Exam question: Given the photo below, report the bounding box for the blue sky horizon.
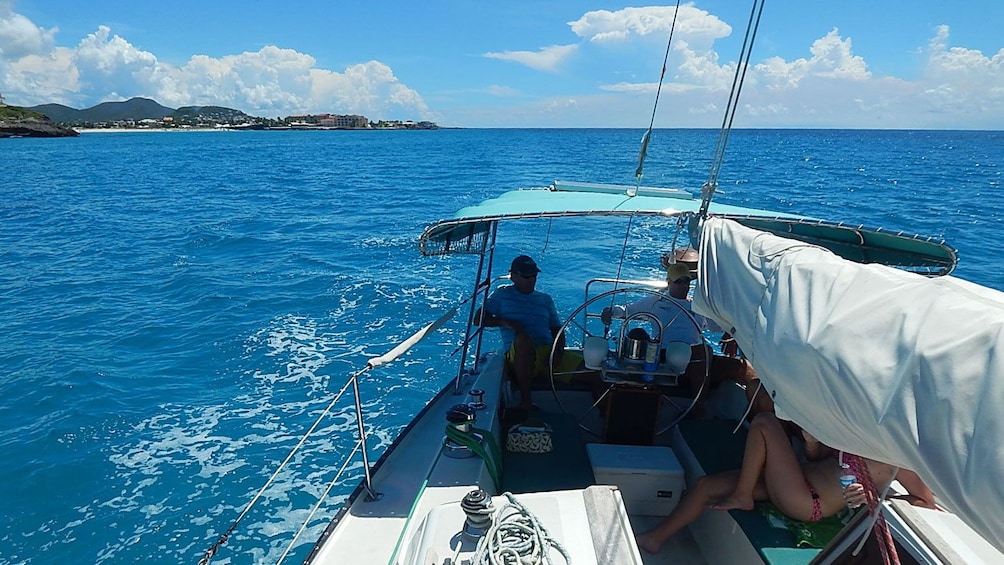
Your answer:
[2,1,1002,129]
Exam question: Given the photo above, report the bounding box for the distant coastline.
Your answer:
[74,125,455,133]
[75,127,218,133]
[15,97,443,132]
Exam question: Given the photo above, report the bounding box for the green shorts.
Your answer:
[506,344,584,383]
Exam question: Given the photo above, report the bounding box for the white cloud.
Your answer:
[601,81,697,95]
[3,47,80,103]
[76,25,157,74]
[2,4,1002,129]
[755,29,869,90]
[482,5,729,78]
[465,21,1004,129]
[483,44,578,72]
[569,4,731,49]
[0,9,430,120]
[926,25,1004,75]
[0,5,56,59]
[672,39,734,89]
[0,4,80,104]
[567,6,735,95]
[601,82,658,94]
[481,85,522,97]
[921,25,1004,116]
[732,25,1003,129]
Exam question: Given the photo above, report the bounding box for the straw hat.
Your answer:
[660,247,699,277]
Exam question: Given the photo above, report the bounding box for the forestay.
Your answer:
[693,217,1004,554]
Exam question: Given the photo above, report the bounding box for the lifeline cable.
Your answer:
[198,279,494,563]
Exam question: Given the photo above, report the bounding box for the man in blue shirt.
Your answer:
[478,255,577,410]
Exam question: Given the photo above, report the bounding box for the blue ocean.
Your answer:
[1,128,1001,564]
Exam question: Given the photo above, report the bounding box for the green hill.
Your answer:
[27,103,80,123]
[26,98,262,126]
[0,105,46,121]
[28,97,176,124]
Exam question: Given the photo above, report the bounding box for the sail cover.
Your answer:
[693,217,1004,553]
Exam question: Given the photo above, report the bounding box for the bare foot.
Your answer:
[707,494,754,511]
[635,532,662,554]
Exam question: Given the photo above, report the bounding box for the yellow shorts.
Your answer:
[506,344,584,383]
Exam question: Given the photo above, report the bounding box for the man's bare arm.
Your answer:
[475,307,521,333]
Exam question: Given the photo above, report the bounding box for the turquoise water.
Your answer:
[1,129,1001,564]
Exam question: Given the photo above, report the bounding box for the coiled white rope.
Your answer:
[472,492,570,565]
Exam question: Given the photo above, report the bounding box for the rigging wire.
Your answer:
[609,1,683,319]
[699,0,767,218]
[274,438,367,565]
[197,374,360,565]
[634,0,683,188]
[604,214,637,334]
[198,279,493,564]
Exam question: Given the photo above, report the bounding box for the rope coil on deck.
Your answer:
[472,492,570,565]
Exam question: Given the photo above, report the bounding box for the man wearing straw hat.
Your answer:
[602,249,757,412]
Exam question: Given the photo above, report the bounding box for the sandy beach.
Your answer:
[75,127,231,133]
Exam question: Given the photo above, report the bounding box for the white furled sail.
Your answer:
[693,217,1004,554]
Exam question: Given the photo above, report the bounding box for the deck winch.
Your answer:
[460,489,495,541]
[443,404,479,458]
[468,388,487,411]
[442,404,503,489]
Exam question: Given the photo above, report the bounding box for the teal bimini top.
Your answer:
[419,180,957,276]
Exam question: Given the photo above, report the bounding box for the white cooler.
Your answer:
[586,443,685,516]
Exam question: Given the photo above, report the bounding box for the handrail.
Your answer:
[197,374,360,565]
[198,278,496,564]
[275,436,367,564]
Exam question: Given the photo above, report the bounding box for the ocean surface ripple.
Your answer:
[0,128,1001,564]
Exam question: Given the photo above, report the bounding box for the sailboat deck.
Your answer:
[513,390,705,565]
[308,347,1003,565]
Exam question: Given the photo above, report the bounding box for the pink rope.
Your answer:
[844,453,899,565]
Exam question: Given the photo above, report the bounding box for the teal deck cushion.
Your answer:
[501,410,595,494]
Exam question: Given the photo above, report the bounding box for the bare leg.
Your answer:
[511,333,535,409]
[636,471,742,554]
[708,412,806,514]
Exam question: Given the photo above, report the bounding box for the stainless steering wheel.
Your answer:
[547,287,711,438]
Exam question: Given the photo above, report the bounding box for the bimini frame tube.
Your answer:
[455,221,499,393]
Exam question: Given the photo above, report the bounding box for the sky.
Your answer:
[1,0,1002,129]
